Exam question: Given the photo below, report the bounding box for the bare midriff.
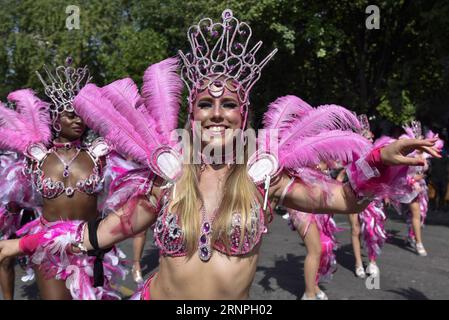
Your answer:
[42,194,99,222]
[150,243,261,299]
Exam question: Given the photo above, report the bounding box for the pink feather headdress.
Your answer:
[142,57,183,144]
[73,57,184,182]
[0,89,51,153]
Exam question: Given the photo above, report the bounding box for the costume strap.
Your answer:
[87,218,112,287]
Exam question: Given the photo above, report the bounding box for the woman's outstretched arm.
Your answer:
[270,138,441,215]
[0,194,159,262]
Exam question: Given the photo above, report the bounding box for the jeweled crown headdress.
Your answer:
[36,57,91,131]
[178,9,278,128]
[357,114,371,139]
[403,120,422,139]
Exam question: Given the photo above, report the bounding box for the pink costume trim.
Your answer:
[316,214,340,283]
[359,200,387,261]
[19,231,43,255]
[16,217,127,300]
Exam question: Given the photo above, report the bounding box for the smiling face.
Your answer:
[57,111,86,140]
[192,85,243,151]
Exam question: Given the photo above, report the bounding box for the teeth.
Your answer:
[208,126,226,132]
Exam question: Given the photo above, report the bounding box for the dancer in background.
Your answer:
[338,116,388,278]
[0,61,127,299]
[285,161,340,300]
[399,123,444,256]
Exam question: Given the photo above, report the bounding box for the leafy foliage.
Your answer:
[0,0,447,129]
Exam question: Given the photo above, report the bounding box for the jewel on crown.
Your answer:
[36,57,91,127]
[410,120,422,138]
[178,9,278,114]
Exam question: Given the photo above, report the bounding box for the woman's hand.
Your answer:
[0,239,22,263]
[380,138,441,166]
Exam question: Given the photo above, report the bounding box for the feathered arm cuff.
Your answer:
[346,147,417,203]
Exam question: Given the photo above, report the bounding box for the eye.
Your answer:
[198,101,212,108]
[222,101,237,109]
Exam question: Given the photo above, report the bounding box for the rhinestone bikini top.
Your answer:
[25,138,110,199]
[153,189,272,258]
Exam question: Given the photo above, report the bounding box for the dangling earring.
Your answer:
[52,116,62,139]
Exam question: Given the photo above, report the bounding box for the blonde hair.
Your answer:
[169,126,262,256]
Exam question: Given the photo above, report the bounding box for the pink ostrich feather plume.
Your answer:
[279,104,361,149]
[102,78,162,148]
[280,130,372,168]
[0,127,31,153]
[142,57,183,142]
[73,84,152,165]
[0,102,29,152]
[263,95,313,133]
[0,101,27,131]
[7,89,51,144]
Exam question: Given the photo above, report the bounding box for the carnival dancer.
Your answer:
[0,62,128,300]
[286,163,341,300]
[0,10,441,300]
[334,116,389,279]
[288,208,339,300]
[399,122,444,256]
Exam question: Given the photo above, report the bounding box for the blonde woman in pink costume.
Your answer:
[0,10,441,300]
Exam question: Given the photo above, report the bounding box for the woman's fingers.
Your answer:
[401,139,441,158]
[404,138,435,150]
[418,146,442,158]
[398,155,425,166]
